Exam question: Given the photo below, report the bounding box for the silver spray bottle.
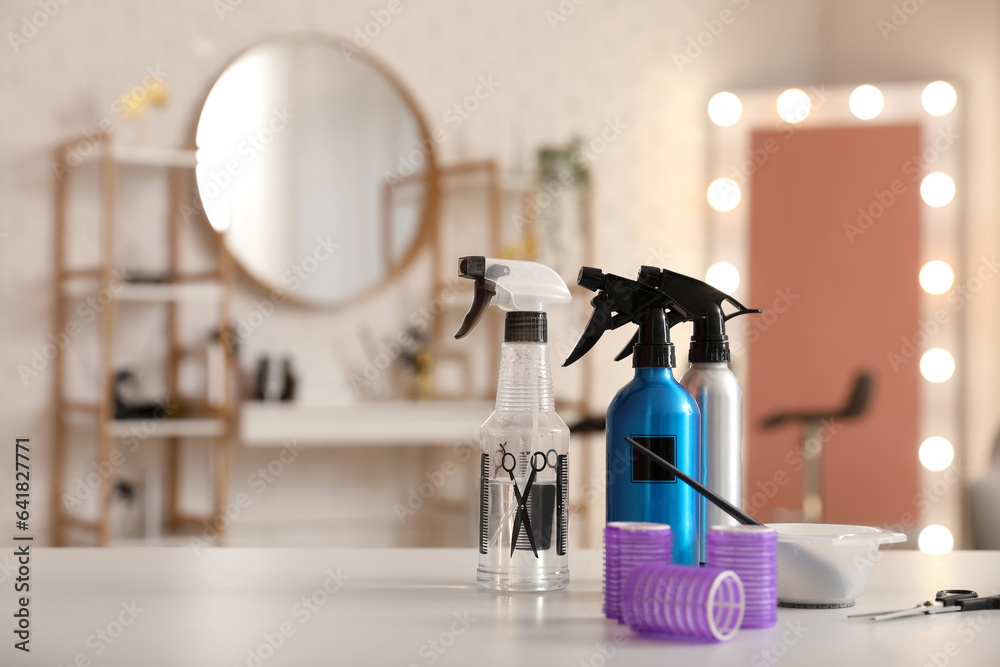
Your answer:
[680,304,749,560]
[633,268,759,562]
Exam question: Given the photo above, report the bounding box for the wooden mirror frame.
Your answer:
[189,32,441,310]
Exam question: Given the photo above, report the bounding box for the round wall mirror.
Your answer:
[195,34,438,306]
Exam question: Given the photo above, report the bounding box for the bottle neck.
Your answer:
[633,309,675,368]
[689,303,731,363]
[495,341,555,412]
[688,339,731,364]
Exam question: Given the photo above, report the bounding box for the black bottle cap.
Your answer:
[505,312,547,343]
[689,302,731,363]
[633,309,675,368]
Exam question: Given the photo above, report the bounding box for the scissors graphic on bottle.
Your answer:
[500,446,558,558]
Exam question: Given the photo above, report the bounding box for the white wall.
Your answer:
[1,0,997,546]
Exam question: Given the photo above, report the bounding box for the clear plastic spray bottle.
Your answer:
[455,256,572,592]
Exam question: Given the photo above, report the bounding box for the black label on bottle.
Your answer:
[479,453,489,555]
[556,454,568,556]
[630,435,676,483]
[514,484,555,552]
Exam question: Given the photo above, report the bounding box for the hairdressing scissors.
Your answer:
[502,448,557,558]
[848,590,1000,621]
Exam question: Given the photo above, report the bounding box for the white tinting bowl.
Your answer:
[768,523,907,608]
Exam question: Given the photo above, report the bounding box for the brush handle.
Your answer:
[625,437,762,527]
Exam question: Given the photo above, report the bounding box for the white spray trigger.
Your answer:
[454,256,571,339]
[485,258,572,312]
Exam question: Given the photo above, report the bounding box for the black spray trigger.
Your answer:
[635,265,761,363]
[724,307,762,321]
[455,278,496,339]
[564,268,692,368]
[455,256,507,339]
[639,265,757,318]
[563,293,616,366]
[614,332,639,362]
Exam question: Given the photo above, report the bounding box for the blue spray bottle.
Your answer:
[563,268,701,564]
[617,266,760,563]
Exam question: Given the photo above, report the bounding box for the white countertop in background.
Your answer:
[17,548,1000,666]
[239,401,495,446]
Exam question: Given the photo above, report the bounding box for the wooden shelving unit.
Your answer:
[52,132,235,546]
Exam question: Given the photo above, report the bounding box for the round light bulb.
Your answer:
[776,88,811,124]
[919,261,954,295]
[920,173,956,207]
[920,348,955,383]
[707,178,741,212]
[705,262,740,294]
[708,92,743,127]
[918,525,954,554]
[849,85,884,120]
[919,437,955,472]
[922,81,957,117]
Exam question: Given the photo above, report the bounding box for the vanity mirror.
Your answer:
[705,82,962,544]
[195,34,439,306]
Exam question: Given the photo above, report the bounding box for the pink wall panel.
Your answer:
[746,124,921,524]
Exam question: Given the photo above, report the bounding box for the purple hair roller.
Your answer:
[622,563,745,641]
[707,525,777,629]
[603,522,672,621]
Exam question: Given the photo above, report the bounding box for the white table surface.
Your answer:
[15,548,1000,666]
